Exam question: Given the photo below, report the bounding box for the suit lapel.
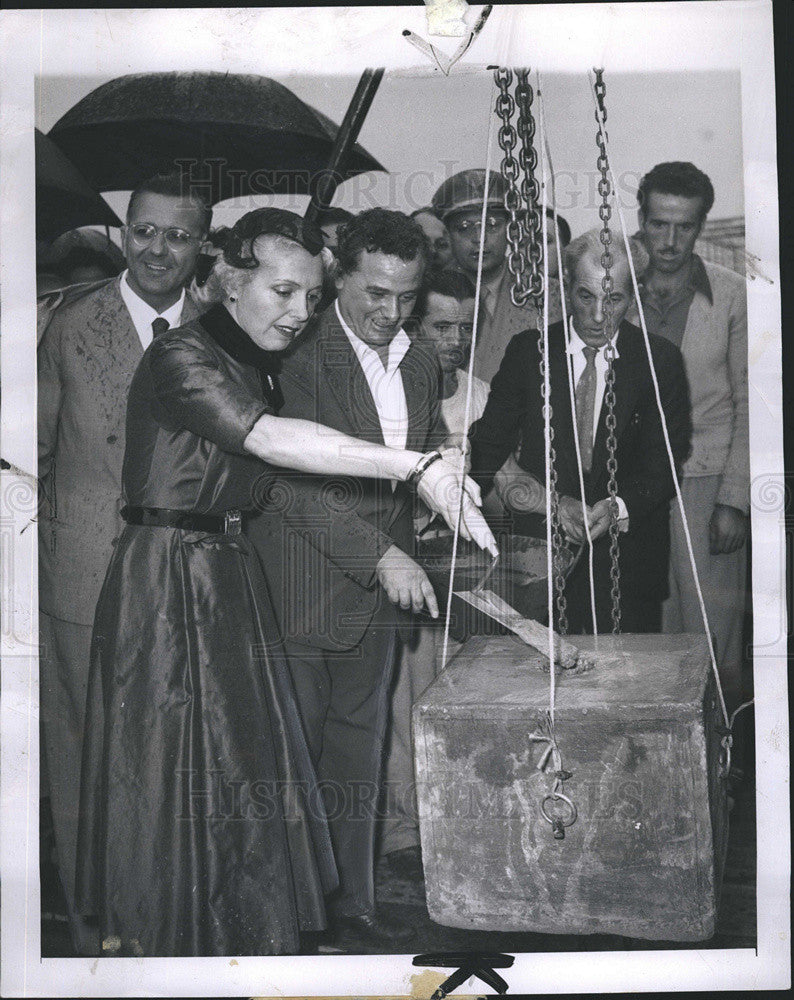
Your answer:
[399,342,437,453]
[317,310,385,444]
[545,323,577,486]
[99,278,144,374]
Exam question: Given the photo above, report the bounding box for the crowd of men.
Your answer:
[37,159,748,952]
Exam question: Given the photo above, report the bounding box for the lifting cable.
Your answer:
[536,73,600,639]
[587,70,743,748]
[438,79,499,677]
[535,70,577,837]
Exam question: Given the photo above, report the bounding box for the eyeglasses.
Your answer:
[127,223,200,251]
[448,214,506,236]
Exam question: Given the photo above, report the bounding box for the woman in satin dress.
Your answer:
[75,208,493,957]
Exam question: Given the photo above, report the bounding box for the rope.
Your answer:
[729,698,755,730]
[537,76,557,724]
[588,71,729,730]
[536,75,599,639]
[439,81,499,675]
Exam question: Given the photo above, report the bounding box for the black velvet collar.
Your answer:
[199,302,284,410]
[199,302,283,374]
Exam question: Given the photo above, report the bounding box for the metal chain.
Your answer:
[494,67,570,633]
[494,68,531,307]
[594,68,622,634]
[515,69,543,304]
[515,70,569,630]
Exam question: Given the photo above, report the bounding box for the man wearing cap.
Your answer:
[37,172,208,954]
[432,169,569,383]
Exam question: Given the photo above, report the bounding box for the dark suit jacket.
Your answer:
[248,306,446,652]
[469,320,691,616]
[37,277,202,624]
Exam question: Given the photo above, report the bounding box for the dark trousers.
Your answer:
[281,606,397,918]
[560,557,662,635]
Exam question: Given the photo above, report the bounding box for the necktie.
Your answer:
[151,317,170,338]
[575,345,598,473]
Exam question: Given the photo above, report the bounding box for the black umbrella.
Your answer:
[48,72,385,204]
[35,128,122,242]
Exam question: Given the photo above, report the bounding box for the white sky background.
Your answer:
[35,69,744,238]
[1,4,787,998]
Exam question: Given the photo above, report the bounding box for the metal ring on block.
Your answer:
[540,792,577,829]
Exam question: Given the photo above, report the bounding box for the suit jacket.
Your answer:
[37,276,202,624]
[469,319,691,604]
[248,307,446,652]
[473,265,563,383]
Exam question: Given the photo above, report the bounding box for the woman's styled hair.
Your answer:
[195,208,333,305]
[563,227,649,283]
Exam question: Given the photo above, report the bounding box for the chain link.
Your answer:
[494,67,569,633]
[494,68,532,307]
[594,68,622,634]
[515,69,544,304]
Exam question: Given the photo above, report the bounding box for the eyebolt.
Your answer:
[540,792,578,829]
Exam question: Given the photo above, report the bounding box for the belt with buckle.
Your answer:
[121,505,249,536]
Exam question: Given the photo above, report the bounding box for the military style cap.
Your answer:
[431,169,508,222]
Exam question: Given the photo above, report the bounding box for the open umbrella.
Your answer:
[38,226,126,273]
[48,72,385,204]
[35,128,122,242]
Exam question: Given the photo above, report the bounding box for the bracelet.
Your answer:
[406,450,443,488]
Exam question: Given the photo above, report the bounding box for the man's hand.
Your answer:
[709,503,748,554]
[376,545,439,618]
[586,498,616,542]
[557,495,591,544]
[416,457,498,557]
[494,454,546,513]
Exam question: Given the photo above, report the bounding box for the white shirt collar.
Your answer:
[119,269,186,347]
[334,299,412,373]
[567,319,620,359]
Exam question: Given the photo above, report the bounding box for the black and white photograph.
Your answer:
[0,4,788,996]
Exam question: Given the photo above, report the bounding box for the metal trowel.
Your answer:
[455,554,581,669]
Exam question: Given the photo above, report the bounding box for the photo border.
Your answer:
[1,4,788,996]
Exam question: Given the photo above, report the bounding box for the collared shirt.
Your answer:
[119,270,186,351]
[335,300,410,453]
[638,254,713,348]
[566,320,628,526]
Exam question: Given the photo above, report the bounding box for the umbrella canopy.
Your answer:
[35,128,122,242]
[38,226,126,272]
[48,72,385,204]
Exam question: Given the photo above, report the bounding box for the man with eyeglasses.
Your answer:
[431,169,568,383]
[37,172,209,955]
